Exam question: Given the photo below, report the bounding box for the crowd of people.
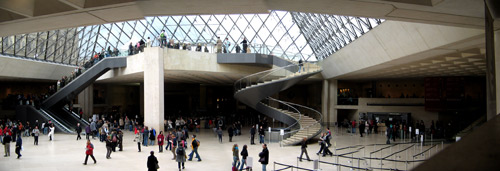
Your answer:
[1,119,56,158]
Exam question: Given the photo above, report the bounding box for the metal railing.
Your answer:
[269,97,323,143]
[234,62,320,93]
[261,97,302,135]
[39,109,74,134]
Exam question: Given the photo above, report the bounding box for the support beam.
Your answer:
[143,47,165,135]
[321,80,329,127]
[0,0,34,17]
[495,30,500,116]
[485,3,497,120]
[58,0,85,10]
[328,80,338,126]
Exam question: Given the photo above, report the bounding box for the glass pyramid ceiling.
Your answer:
[0,11,382,65]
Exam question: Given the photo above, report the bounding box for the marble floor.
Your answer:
[0,128,445,171]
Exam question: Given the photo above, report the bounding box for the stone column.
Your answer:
[321,80,329,127]
[143,47,165,134]
[486,6,498,120]
[495,30,500,116]
[329,80,338,126]
[77,85,93,120]
[140,83,144,118]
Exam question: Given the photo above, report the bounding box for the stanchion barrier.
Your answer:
[273,161,316,171]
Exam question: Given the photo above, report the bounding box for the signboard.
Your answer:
[280,129,284,136]
[415,129,419,135]
[268,127,271,132]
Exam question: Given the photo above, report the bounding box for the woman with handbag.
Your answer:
[258,144,269,171]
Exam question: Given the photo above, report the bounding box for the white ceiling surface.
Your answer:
[320,20,487,80]
[0,55,76,81]
[0,0,497,37]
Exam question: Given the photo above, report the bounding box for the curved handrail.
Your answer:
[234,64,298,92]
[262,97,302,132]
[269,97,323,138]
[266,97,322,140]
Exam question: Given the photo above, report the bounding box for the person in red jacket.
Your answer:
[157,131,164,153]
[83,140,96,165]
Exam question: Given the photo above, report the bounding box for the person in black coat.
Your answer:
[15,136,22,159]
[259,144,269,170]
[250,125,256,145]
[76,123,82,140]
[147,151,159,171]
[299,138,310,162]
[240,145,248,170]
[228,126,234,142]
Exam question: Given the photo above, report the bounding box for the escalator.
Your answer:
[37,57,127,133]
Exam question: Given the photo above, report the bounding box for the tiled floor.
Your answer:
[0,128,445,171]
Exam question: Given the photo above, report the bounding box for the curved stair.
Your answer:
[234,62,323,145]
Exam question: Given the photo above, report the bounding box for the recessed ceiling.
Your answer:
[348,48,486,80]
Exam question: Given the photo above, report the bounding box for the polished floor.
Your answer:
[0,127,444,171]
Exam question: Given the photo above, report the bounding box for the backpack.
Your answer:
[112,135,117,142]
[177,147,185,155]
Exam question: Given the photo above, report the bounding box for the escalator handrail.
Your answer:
[39,109,74,133]
[63,107,90,125]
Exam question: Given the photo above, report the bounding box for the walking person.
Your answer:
[259,126,265,144]
[157,131,164,153]
[228,126,234,142]
[232,144,241,169]
[135,129,141,152]
[299,138,311,162]
[187,135,201,161]
[105,136,113,159]
[259,144,269,171]
[15,136,22,159]
[85,124,91,140]
[239,145,248,171]
[76,123,82,140]
[217,127,223,143]
[48,124,55,141]
[171,135,177,160]
[83,140,96,165]
[32,126,40,145]
[149,128,156,146]
[176,140,186,171]
[250,125,256,145]
[160,30,167,48]
[3,133,11,157]
[165,131,172,151]
[143,126,149,146]
[240,37,248,53]
[216,37,223,53]
[147,151,159,171]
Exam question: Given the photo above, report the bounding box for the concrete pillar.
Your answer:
[486,6,498,120]
[77,85,93,120]
[199,85,206,110]
[140,83,144,117]
[329,80,338,126]
[495,30,500,116]
[143,47,165,133]
[321,80,329,127]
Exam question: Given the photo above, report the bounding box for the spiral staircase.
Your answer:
[233,61,323,145]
